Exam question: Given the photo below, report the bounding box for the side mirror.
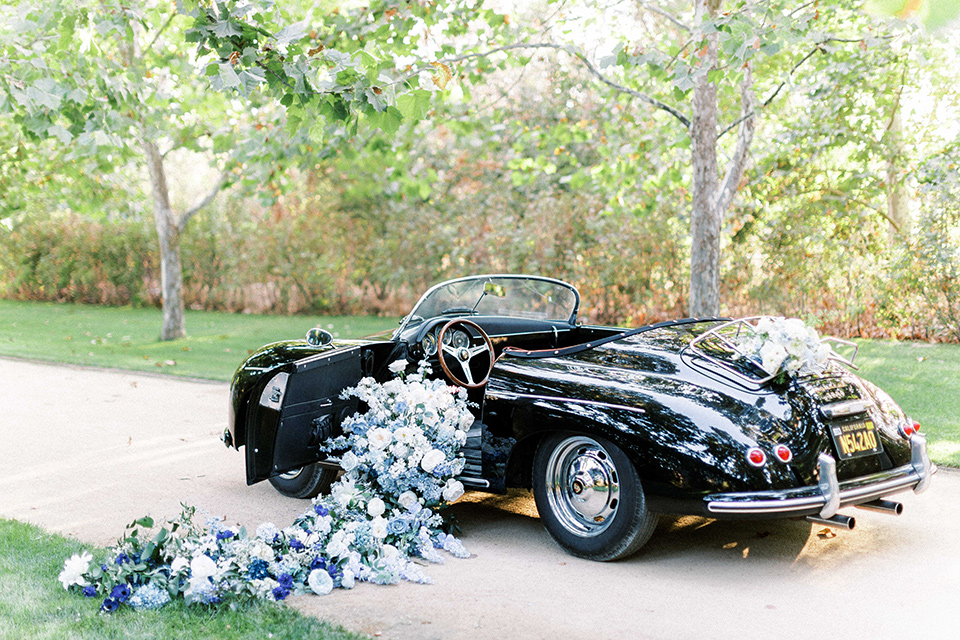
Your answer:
[305,327,333,346]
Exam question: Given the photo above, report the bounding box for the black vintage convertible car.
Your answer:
[226,274,935,560]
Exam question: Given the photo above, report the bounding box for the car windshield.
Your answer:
[403,275,579,328]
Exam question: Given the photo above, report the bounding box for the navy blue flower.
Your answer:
[247,558,270,580]
[289,538,305,551]
[277,573,293,589]
[110,583,132,603]
[100,597,119,613]
[272,586,290,601]
[82,585,97,598]
[314,504,329,516]
[100,564,108,572]
[215,529,234,541]
[327,564,340,579]
[115,553,129,565]
[310,556,327,571]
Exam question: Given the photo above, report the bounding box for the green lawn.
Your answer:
[0,519,366,640]
[854,339,960,467]
[0,300,397,380]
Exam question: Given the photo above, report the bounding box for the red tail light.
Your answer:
[747,447,767,467]
[900,421,919,438]
[774,444,793,463]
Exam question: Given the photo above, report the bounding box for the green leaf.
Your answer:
[219,63,242,89]
[212,19,242,38]
[396,90,432,121]
[48,124,73,143]
[133,516,154,528]
[274,20,308,45]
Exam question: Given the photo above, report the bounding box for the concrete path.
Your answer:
[2,357,958,639]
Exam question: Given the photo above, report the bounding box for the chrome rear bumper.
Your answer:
[705,435,935,518]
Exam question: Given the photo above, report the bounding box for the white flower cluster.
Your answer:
[59,362,474,611]
[735,317,834,378]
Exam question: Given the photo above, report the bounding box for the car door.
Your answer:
[245,346,363,484]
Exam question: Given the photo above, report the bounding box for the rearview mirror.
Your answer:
[484,282,506,298]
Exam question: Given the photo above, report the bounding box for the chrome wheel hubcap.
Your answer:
[545,436,620,537]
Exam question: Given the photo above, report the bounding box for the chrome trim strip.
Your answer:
[706,462,931,515]
[911,434,934,494]
[483,390,646,415]
[820,399,871,419]
[818,454,840,519]
[458,476,491,488]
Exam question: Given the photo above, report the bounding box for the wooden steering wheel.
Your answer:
[437,319,495,389]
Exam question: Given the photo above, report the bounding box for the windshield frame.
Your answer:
[397,274,581,335]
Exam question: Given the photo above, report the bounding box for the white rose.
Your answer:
[388,359,409,374]
[398,491,419,511]
[381,544,399,560]
[759,342,788,375]
[340,450,360,472]
[308,569,334,596]
[367,428,393,450]
[367,497,386,518]
[370,516,388,539]
[170,556,189,575]
[420,448,446,473]
[442,479,465,503]
[341,569,356,589]
[58,551,92,589]
[459,412,474,431]
[190,554,218,580]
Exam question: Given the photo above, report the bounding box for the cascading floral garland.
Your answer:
[735,316,834,378]
[58,361,473,612]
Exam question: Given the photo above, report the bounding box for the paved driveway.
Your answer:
[2,357,957,639]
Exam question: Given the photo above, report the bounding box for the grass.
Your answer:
[0,300,397,381]
[0,519,366,640]
[854,339,960,467]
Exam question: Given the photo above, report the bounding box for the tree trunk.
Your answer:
[688,0,722,317]
[141,133,187,341]
[886,108,910,242]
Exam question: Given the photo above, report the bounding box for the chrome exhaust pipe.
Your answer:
[806,514,856,530]
[855,499,903,516]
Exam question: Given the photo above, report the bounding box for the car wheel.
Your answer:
[267,464,338,499]
[533,433,657,561]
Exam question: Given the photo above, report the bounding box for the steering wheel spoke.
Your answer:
[437,319,495,389]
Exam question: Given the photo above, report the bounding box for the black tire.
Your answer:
[268,464,338,499]
[532,432,657,561]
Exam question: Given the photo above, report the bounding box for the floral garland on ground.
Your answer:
[58,362,473,612]
[734,317,834,378]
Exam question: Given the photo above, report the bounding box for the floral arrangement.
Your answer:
[59,362,473,612]
[734,316,834,379]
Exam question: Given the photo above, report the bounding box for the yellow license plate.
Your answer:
[830,419,882,460]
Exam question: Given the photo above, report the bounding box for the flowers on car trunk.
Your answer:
[735,317,834,379]
[58,363,472,612]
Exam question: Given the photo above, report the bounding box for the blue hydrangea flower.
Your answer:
[289,538,305,551]
[114,553,129,565]
[277,573,293,589]
[128,583,171,611]
[215,529,234,541]
[310,556,327,571]
[314,504,329,516]
[82,585,97,598]
[272,586,290,601]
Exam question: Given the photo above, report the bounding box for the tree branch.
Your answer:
[637,1,691,31]
[178,175,226,232]
[145,12,177,52]
[433,43,691,128]
[715,64,756,214]
[718,35,894,138]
